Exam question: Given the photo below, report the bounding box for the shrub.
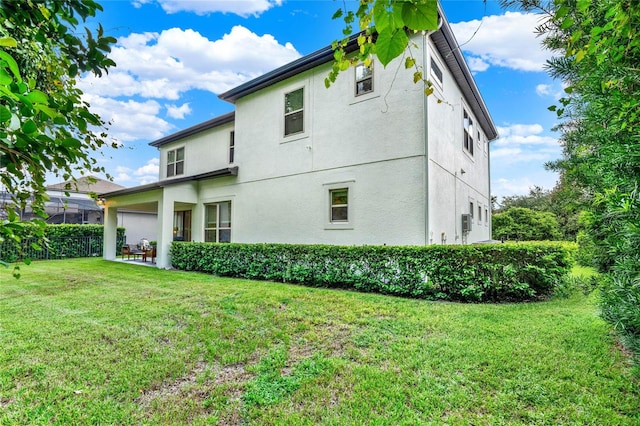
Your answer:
[0,224,125,263]
[170,242,574,303]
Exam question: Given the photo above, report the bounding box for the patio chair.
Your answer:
[121,245,131,260]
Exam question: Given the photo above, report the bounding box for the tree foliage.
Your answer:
[327,0,440,95]
[492,207,562,241]
[501,0,640,365]
[0,0,116,268]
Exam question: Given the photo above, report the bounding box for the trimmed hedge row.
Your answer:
[170,242,574,302]
[0,224,126,263]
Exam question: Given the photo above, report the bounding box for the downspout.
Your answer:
[488,141,492,238]
[422,16,444,245]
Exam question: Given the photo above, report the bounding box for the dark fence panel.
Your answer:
[1,235,126,262]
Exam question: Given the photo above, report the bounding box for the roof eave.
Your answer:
[99,167,239,198]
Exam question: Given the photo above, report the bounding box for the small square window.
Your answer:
[284,88,304,136]
[330,188,349,223]
[167,147,184,177]
[355,63,373,96]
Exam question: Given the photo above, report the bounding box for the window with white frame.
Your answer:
[167,147,184,177]
[204,201,231,243]
[463,109,474,156]
[330,188,349,223]
[469,201,474,219]
[229,131,235,163]
[284,88,304,136]
[478,205,482,224]
[430,58,443,87]
[485,207,489,225]
[484,134,488,156]
[355,62,373,96]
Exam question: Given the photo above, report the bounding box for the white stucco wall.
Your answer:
[425,39,492,243]
[119,211,157,246]
[135,33,493,255]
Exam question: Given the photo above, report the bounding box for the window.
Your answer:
[355,63,373,96]
[229,131,235,163]
[167,147,184,177]
[330,188,349,223]
[478,205,482,224]
[284,88,304,136]
[485,207,489,225]
[463,110,474,156]
[484,134,488,155]
[430,58,443,86]
[173,210,191,241]
[205,201,231,243]
[477,130,481,149]
[469,201,474,219]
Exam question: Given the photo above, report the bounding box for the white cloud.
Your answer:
[494,123,558,148]
[112,158,159,186]
[83,94,173,143]
[166,103,192,119]
[78,26,300,101]
[151,0,283,17]
[492,174,559,199]
[536,84,552,96]
[450,11,552,72]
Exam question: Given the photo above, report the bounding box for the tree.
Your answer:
[0,0,116,271]
[328,0,441,94]
[500,0,640,366]
[492,207,562,241]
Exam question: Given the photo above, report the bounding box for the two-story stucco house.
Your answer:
[101,6,498,269]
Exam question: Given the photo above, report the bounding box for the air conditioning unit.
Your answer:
[461,214,473,233]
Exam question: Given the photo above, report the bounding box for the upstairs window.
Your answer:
[355,63,373,96]
[284,88,304,136]
[167,147,184,177]
[205,201,231,243]
[463,110,474,156]
[229,131,235,163]
[330,188,349,223]
[478,205,482,224]
[430,58,443,87]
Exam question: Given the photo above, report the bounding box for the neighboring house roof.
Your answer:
[98,166,239,198]
[47,176,125,194]
[149,111,235,148]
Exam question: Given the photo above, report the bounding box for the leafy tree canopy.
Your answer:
[327,0,441,95]
[0,0,116,269]
[492,207,562,241]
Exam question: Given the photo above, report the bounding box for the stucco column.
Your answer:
[103,206,118,260]
[155,192,174,269]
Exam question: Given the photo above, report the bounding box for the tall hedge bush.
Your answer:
[0,224,125,263]
[170,242,574,302]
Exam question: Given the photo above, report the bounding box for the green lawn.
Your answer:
[1,259,638,425]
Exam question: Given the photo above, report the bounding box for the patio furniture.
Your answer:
[122,244,143,261]
[143,246,156,263]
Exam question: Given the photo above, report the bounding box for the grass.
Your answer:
[0,259,638,425]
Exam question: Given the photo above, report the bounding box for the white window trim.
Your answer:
[350,60,379,105]
[204,200,232,243]
[166,146,185,178]
[281,84,309,143]
[430,56,444,91]
[462,106,475,160]
[354,62,374,97]
[324,180,355,230]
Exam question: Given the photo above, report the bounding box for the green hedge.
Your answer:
[0,224,126,263]
[170,242,574,302]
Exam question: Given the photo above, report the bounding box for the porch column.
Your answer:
[156,193,174,269]
[103,206,118,260]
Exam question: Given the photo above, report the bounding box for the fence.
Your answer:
[0,235,126,262]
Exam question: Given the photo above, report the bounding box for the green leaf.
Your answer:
[0,105,11,122]
[0,50,21,81]
[0,68,12,85]
[375,28,409,67]
[405,57,416,69]
[331,8,343,20]
[401,1,438,31]
[26,90,48,105]
[21,119,38,134]
[0,37,17,47]
[373,1,391,33]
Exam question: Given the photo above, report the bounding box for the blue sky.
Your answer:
[78,0,565,201]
